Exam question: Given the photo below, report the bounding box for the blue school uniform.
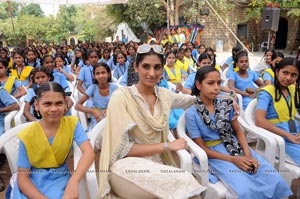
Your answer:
[77,65,93,90]
[52,70,69,91]
[63,65,73,76]
[183,72,196,90]
[228,70,258,110]
[107,57,117,71]
[12,121,88,199]
[98,58,110,64]
[185,104,292,199]
[257,90,300,165]
[0,89,17,135]
[1,78,22,96]
[262,71,274,84]
[158,79,184,130]
[113,62,129,80]
[85,83,118,129]
[24,88,36,117]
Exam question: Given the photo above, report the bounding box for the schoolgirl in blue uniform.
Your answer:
[75,62,118,130]
[186,66,292,199]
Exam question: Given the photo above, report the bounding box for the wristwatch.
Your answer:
[163,142,169,150]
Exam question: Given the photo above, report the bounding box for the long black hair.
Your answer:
[191,66,219,96]
[274,57,300,108]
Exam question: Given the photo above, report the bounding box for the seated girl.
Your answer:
[0,59,26,99]
[54,53,75,82]
[75,62,118,131]
[163,51,187,84]
[185,66,292,199]
[10,82,95,199]
[98,44,205,198]
[112,52,129,80]
[228,51,264,110]
[262,51,284,85]
[10,50,33,88]
[23,67,53,122]
[256,57,300,166]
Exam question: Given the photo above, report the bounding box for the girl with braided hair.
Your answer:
[256,57,300,165]
[186,66,292,199]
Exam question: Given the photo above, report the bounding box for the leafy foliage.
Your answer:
[106,0,165,33]
[0,2,19,20]
[19,3,44,17]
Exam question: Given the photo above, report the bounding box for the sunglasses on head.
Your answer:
[137,44,164,55]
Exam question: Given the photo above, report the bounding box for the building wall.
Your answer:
[198,5,299,52]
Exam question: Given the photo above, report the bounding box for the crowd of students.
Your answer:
[0,38,298,198]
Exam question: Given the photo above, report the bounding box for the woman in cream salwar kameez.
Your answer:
[98,45,206,199]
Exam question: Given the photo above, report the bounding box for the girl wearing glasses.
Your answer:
[99,44,205,199]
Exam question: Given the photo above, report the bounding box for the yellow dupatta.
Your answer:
[260,85,296,124]
[164,64,182,83]
[262,68,274,81]
[176,59,189,72]
[18,116,78,168]
[3,76,16,94]
[11,65,33,81]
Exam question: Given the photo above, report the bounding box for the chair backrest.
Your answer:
[244,99,257,126]
[69,95,78,117]
[80,119,107,197]
[4,95,20,131]
[14,96,27,126]
[0,122,32,174]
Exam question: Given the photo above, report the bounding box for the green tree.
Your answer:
[56,5,78,34]
[19,3,44,17]
[106,0,165,33]
[0,2,19,20]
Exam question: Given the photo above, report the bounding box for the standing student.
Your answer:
[23,67,53,122]
[10,50,33,88]
[11,82,95,199]
[185,66,292,199]
[228,51,264,110]
[75,62,118,130]
[256,57,300,165]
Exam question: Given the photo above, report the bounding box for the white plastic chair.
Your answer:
[14,96,27,126]
[0,122,92,199]
[177,113,226,199]
[244,99,300,188]
[4,96,20,132]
